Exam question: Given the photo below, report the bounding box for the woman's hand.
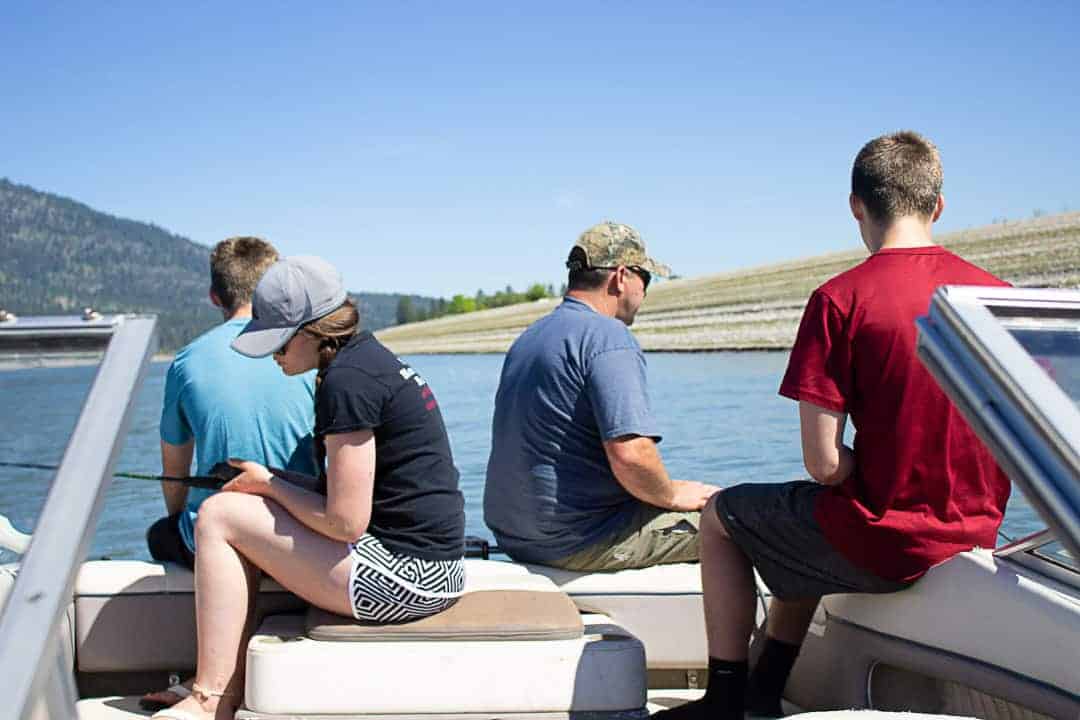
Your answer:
[222,459,275,496]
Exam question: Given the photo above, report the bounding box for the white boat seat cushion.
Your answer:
[306,589,584,642]
[73,560,304,672]
[245,612,646,715]
[522,562,726,669]
[823,549,1080,696]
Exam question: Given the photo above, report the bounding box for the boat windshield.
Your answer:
[917,286,1080,566]
[995,309,1080,407]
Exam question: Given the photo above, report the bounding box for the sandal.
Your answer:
[140,681,191,711]
[149,683,237,720]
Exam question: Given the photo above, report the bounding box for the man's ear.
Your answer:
[209,289,223,308]
[931,194,945,223]
[605,268,618,296]
[849,193,865,222]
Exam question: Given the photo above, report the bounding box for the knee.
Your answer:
[194,492,247,541]
[700,495,731,541]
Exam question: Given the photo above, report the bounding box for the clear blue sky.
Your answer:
[3,2,1077,297]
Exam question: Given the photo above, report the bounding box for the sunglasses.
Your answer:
[273,329,313,357]
[594,265,651,292]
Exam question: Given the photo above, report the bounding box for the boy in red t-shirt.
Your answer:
[656,131,1010,720]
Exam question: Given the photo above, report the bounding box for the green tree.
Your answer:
[525,283,547,301]
[447,294,477,314]
[396,296,416,324]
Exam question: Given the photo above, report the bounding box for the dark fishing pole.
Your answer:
[0,460,498,558]
[0,459,241,490]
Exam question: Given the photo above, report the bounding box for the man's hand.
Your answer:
[604,435,717,511]
[668,480,720,511]
[221,459,276,497]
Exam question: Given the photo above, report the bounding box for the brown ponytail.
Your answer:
[303,299,361,482]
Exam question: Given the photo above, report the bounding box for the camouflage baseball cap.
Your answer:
[567,221,672,278]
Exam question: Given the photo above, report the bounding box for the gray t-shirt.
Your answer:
[484,296,660,563]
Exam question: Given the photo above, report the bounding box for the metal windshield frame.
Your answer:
[916,285,1080,563]
[0,314,158,719]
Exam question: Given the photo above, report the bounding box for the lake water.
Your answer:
[0,353,1043,565]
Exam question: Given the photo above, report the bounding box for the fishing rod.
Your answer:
[0,459,328,492]
[0,459,233,490]
[0,460,499,558]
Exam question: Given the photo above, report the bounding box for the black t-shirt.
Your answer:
[315,332,464,561]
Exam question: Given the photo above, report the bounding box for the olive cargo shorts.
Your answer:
[548,504,701,571]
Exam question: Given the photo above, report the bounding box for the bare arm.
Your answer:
[227,430,375,543]
[160,439,194,515]
[604,435,718,511]
[798,400,854,486]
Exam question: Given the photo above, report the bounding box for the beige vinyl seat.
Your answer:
[523,561,774,671]
[522,561,708,669]
[73,559,646,718]
[72,560,306,675]
[239,559,647,717]
[821,549,1080,699]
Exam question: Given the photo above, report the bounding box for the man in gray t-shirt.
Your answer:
[484,222,718,571]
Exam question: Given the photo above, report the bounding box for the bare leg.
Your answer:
[165,492,354,719]
[141,565,264,712]
[701,497,756,660]
[765,597,818,645]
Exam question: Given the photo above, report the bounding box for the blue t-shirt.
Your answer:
[160,319,317,551]
[483,297,660,563]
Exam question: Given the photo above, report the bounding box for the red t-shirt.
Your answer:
[779,246,1011,582]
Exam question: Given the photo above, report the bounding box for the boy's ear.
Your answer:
[209,289,223,308]
[931,194,945,223]
[849,193,865,222]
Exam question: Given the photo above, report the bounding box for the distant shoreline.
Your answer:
[1,348,790,369]
[0,352,176,371]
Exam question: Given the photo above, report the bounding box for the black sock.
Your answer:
[746,636,800,716]
[652,657,748,720]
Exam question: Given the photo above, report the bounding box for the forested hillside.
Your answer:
[0,179,435,350]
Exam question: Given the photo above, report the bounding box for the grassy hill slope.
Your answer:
[376,212,1080,353]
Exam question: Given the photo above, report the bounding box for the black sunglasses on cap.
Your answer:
[589,265,651,292]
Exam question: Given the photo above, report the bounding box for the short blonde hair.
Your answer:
[209,237,279,312]
[852,131,942,222]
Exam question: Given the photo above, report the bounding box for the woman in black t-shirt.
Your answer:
[147,256,465,720]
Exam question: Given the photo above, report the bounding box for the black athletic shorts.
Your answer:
[712,481,912,600]
[146,512,196,570]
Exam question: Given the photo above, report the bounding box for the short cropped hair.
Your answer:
[852,131,943,222]
[209,237,279,312]
[565,247,612,291]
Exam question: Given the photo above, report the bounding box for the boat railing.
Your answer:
[0,313,158,720]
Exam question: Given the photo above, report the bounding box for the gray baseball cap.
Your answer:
[231,255,348,358]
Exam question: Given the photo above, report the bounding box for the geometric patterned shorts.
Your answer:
[347,534,465,623]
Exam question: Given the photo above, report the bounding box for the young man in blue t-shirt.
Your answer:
[146,237,317,569]
[484,222,718,571]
